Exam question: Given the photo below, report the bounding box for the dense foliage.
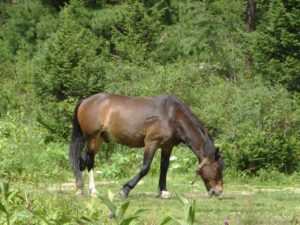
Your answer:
[0,0,299,181]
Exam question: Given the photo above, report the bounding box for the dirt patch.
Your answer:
[46,181,118,192]
[46,181,300,198]
[252,187,300,193]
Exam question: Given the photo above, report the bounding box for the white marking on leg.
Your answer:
[89,169,97,197]
[76,171,84,195]
[157,187,171,199]
[161,190,171,199]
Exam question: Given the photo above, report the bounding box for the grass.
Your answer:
[2,169,300,225]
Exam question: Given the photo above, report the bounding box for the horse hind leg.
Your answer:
[75,170,84,195]
[74,150,88,195]
[86,151,97,196]
[86,134,103,197]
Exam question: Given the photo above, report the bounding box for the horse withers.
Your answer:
[69,93,224,198]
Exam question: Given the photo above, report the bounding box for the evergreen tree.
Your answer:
[111,1,163,63]
[253,0,300,92]
[33,0,106,139]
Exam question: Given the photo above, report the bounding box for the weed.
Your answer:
[160,193,197,225]
[100,191,147,225]
[0,182,30,225]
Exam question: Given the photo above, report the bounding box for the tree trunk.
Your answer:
[246,0,256,32]
[245,0,257,71]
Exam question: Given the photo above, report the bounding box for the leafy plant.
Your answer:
[99,191,146,225]
[158,193,196,225]
[0,182,30,225]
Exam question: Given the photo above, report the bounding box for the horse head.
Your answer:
[196,147,224,197]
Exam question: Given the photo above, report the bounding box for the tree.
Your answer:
[33,0,106,139]
[253,0,300,92]
[111,1,163,64]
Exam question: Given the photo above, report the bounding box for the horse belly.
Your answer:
[102,100,160,148]
[108,125,146,148]
[104,112,146,148]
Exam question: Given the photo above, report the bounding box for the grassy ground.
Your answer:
[4,169,299,225]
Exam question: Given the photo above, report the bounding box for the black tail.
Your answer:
[69,100,85,176]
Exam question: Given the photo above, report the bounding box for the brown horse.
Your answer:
[69,93,224,198]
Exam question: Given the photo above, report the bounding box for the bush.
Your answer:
[0,114,69,182]
[103,62,300,174]
[205,81,300,174]
[234,131,299,173]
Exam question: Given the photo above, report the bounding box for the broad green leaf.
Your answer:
[120,215,139,225]
[81,215,93,222]
[117,201,129,222]
[99,195,117,215]
[188,201,196,225]
[0,202,8,214]
[159,216,173,225]
[132,209,147,217]
[176,193,189,206]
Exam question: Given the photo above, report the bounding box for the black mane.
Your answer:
[165,95,217,160]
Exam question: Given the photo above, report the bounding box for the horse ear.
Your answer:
[215,147,222,159]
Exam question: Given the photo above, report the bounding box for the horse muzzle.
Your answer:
[208,187,223,197]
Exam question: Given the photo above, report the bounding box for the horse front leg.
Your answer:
[120,141,158,198]
[158,146,173,198]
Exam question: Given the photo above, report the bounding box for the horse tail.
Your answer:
[69,99,85,176]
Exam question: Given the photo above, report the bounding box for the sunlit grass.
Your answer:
[4,170,299,225]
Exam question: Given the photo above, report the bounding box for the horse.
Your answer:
[69,93,224,198]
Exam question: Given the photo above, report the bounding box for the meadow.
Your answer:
[1,0,300,224]
[1,145,300,225]
[1,111,300,225]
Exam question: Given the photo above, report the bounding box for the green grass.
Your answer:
[2,170,300,225]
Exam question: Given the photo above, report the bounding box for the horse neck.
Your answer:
[178,116,207,161]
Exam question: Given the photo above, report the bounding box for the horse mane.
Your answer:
[165,95,217,160]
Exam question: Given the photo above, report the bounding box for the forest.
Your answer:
[0,0,300,224]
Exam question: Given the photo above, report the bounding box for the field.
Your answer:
[2,166,300,225]
[1,0,300,224]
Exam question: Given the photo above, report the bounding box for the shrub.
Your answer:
[0,114,69,182]
[103,62,300,174]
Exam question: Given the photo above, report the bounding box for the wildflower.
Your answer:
[108,211,114,219]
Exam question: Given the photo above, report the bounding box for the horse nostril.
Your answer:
[208,189,215,196]
[215,189,223,197]
[209,189,223,197]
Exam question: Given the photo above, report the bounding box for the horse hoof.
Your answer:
[160,190,171,199]
[119,189,129,199]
